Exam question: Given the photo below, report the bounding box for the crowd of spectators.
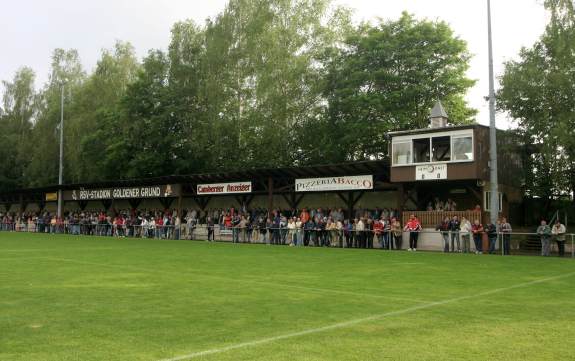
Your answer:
[0,207,407,249]
[426,198,458,211]
[0,209,181,239]
[1,207,567,256]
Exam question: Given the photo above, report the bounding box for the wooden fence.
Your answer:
[402,211,483,227]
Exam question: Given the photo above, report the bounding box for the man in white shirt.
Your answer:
[552,220,567,257]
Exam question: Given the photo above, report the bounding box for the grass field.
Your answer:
[1,233,575,361]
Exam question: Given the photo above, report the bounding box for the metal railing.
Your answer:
[1,222,573,258]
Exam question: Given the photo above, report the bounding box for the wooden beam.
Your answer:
[159,197,175,210]
[101,199,113,212]
[194,196,211,211]
[268,177,274,213]
[128,199,142,210]
[466,185,482,205]
[78,200,88,211]
[336,192,349,206]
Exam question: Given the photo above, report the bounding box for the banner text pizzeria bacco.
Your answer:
[295,175,373,192]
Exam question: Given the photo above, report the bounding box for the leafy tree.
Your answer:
[300,12,476,163]
[498,0,575,202]
[24,49,86,187]
[0,67,37,191]
[70,41,140,182]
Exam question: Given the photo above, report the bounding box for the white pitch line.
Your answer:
[38,256,428,303]
[156,272,575,361]
[0,247,133,253]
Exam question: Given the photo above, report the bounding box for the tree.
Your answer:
[300,12,476,163]
[498,0,575,202]
[24,49,86,187]
[0,67,37,191]
[70,41,140,182]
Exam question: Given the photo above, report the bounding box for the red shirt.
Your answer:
[300,211,310,223]
[405,219,421,231]
[373,221,384,234]
[472,224,484,234]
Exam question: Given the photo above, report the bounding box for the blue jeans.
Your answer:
[442,232,450,252]
[473,235,482,252]
[489,236,497,254]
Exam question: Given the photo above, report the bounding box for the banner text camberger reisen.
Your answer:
[196,182,252,194]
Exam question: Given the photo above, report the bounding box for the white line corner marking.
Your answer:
[157,272,574,361]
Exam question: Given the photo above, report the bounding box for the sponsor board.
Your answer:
[45,192,58,201]
[196,182,252,195]
[63,184,179,201]
[295,175,373,192]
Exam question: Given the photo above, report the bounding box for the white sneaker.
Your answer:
[408,248,412,251]
[413,248,417,252]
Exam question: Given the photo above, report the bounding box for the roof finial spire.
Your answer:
[429,100,448,128]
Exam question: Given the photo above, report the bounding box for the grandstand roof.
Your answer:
[0,159,391,204]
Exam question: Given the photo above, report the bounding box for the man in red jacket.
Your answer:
[403,215,422,251]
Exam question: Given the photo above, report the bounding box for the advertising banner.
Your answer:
[62,184,179,201]
[295,175,373,192]
[196,182,252,195]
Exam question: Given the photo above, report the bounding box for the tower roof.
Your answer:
[430,100,448,119]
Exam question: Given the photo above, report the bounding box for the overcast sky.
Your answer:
[0,0,549,128]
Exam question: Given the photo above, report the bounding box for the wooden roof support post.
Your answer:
[19,194,25,217]
[396,184,405,214]
[78,200,88,211]
[268,177,274,216]
[177,193,183,219]
[101,199,112,213]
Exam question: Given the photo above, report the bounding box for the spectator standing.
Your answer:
[404,215,422,251]
[471,219,484,254]
[343,220,352,248]
[300,208,310,225]
[356,218,366,248]
[537,220,552,256]
[304,218,314,246]
[373,218,384,249]
[239,215,248,243]
[258,217,267,244]
[391,218,403,250]
[460,216,472,253]
[266,217,273,244]
[486,222,497,254]
[174,215,181,240]
[365,218,374,249]
[207,216,215,242]
[436,217,450,253]
[287,218,297,246]
[232,214,241,243]
[295,217,303,246]
[500,217,512,255]
[449,216,461,253]
[551,220,566,257]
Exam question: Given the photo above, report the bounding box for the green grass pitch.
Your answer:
[1,232,575,361]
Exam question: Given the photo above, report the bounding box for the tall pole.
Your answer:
[487,0,499,225]
[57,84,64,219]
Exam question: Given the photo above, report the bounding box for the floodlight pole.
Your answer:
[57,84,64,219]
[487,0,499,225]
